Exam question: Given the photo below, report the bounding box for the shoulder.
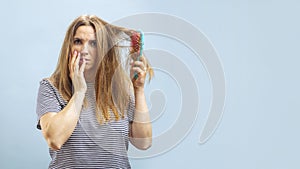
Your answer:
[39,77,68,104]
[39,78,57,90]
[39,77,52,85]
[37,78,67,106]
[37,78,59,96]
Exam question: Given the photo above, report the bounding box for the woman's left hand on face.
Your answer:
[130,55,147,90]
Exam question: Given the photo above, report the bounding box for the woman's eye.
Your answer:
[90,40,97,47]
[74,39,82,45]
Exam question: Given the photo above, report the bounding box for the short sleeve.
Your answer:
[36,79,62,130]
[127,94,135,123]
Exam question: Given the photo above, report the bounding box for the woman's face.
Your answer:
[71,25,98,71]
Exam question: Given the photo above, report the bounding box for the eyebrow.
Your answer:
[73,37,96,41]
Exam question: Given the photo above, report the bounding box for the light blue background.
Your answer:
[0,0,299,168]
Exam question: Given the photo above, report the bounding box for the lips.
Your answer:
[79,58,89,66]
[80,58,90,62]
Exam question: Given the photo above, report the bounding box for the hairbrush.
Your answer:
[130,30,144,79]
[115,30,144,79]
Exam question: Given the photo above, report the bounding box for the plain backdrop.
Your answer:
[0,0,299,169]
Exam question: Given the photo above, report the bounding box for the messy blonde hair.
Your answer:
[50,15,153,123]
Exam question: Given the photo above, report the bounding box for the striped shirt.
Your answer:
[36,79,135,169]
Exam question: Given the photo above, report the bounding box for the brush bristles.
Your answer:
[130,31,143,54]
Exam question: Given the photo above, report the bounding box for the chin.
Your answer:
[84,66,94,72]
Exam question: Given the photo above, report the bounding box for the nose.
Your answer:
[80,43,89,56]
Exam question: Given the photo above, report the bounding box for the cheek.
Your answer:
[72,46,81,53]
[89,48,97,57]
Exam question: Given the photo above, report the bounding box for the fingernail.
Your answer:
[74,50,77,55]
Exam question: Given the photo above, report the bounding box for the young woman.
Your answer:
[36,15,153,168]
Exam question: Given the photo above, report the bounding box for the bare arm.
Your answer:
[40,91,85,150]
[129,56,152,150]
[40,51,87,150]
[129,89,152,150]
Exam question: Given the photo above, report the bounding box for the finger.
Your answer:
[79,58,86,74]
[68,53,72,72]
[130,67,146,79]
[130,52,139,61]
[131,61,147,71]
[74,52,80,72]
[139,56,147,65]
[69,51,78,78]
[131,66,145,73]
[71,50,78,65]
[136,56,147,71]
[130,67,137,80]
[70,51,77,70]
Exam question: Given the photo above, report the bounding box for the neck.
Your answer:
[84,69,96,83]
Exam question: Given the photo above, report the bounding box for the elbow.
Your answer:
[139,137,152,150]
[138,142,152,150]
[131,137,152,150]
[130,122,152,150]
[46,137,63,150]
[42,126,64,151]
[44,132,63,150]
[47,138,63,151]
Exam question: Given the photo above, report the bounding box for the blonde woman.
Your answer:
[36,15,153,168]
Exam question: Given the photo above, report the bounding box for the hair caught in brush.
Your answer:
[112,27,153,82]
[93,21,154,124]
